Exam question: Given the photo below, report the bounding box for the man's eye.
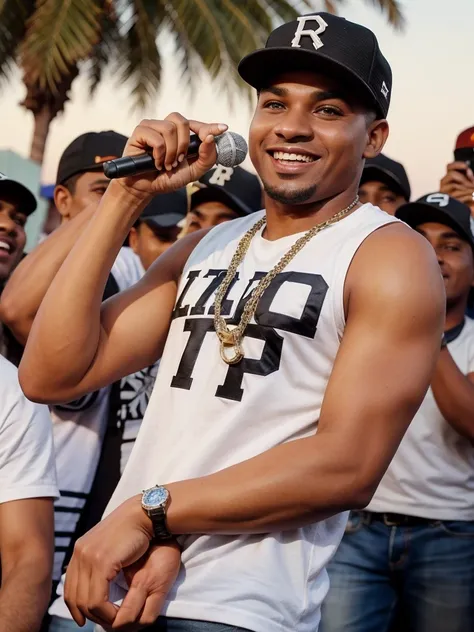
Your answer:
[14,215,26,227]
[93,187,108,196]
[316,105,342,116]
[264,101,284,110]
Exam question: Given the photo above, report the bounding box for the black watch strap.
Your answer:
[148,505,173,540]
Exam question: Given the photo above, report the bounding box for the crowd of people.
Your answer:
[0,10,473,632]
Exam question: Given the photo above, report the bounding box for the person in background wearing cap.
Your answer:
[440,126,474,216]
[0,173,37,365]
[183,165,262,234]
[0,132,176,632]
[128,190,188,271]
[18,13,445,632]
[322,192,474,632]
[359,153,410,215]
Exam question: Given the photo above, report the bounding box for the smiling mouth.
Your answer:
[0,239,13,256]
[270,151,317,164]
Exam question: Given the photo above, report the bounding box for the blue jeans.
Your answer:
[321,511,474,632]
[48,616,95,631]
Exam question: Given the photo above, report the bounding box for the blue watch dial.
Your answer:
[143,486,168,507]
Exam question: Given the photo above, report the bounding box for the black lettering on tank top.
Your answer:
[171,269,328,402]
[173,270,239,319]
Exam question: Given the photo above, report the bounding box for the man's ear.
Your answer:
[54,185,73,221]
[363,119,390,160]
[128,226,140,254]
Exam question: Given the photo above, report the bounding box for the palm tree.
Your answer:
[0,0,404,164]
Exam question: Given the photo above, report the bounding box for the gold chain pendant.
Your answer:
[213,197,360,365]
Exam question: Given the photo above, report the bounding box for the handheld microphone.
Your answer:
[103,131,248,179]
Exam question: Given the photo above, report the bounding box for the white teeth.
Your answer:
[273,151,315,163]
[0,240,11,252]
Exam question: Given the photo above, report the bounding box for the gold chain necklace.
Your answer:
[213,196,360,365]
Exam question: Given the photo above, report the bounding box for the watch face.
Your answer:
[143,486,169,509]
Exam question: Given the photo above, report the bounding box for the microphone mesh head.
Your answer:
[215,132,248,167]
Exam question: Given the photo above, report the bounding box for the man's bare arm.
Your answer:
[0,499,54,632]
[0,204,96,344]
[19,185,203,404]
[19,116,225,405]
[430,350,474,441]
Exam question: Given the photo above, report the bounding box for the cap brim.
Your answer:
[0,180,37,215]
[191,187,252,217]
[143,213,185,229]
[238,47,384,118]
[396,202,474,247]
[361,166,409,200]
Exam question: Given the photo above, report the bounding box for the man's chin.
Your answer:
[264,182,317,205]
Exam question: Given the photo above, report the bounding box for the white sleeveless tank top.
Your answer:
[106,203,398,632]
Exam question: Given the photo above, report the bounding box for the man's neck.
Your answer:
[445,298,468,331]
[263,187,360,241]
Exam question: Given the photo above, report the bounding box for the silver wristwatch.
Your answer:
[141,485,172,540]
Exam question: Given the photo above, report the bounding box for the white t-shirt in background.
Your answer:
[368,317,474,521]
[0,355,58,505]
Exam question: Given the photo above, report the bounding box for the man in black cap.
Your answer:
[323,193,474,632]
[184,166,262,234]
[129,190,188,271]
[0,173,36,288]
[20,13,444,632]
[359,153,410,215]
[0,173,37,364]
[53,131,126,221]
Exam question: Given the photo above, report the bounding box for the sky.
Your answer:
[0,0,472,200]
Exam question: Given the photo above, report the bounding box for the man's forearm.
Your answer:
[431,348,474,440]
[19,183,146,397]
[0,563,51,632]
[130,433,382,539]
[0,205,96,344]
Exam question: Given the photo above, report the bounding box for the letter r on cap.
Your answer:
[291,15,328,51]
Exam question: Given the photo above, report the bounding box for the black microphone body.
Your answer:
[103,131,247,179]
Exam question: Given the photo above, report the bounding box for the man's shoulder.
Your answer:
[347,220,444,321]
[354,219,437,275]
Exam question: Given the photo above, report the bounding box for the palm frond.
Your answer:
[20,0,102,93]
[115,0,162,110]
[364,0,405,29]
[87,0,120,96]
[0,0,35,79]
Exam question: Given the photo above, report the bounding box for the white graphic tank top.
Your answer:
[106,204,398,632]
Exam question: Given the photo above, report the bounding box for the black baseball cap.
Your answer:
[238,12,392,119]
[361,154,411,201]
[396,193,474,249]
[0,172,37,215]
[139,189,188,230]
[56,131,127,185]
[191,166,262,217]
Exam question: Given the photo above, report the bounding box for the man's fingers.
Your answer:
[64,554,87,627]
[166,113,191,167]
[111,584,148,628]
[188,120,228,142]
[126,121,166,171]
[137,592,166,628]
[87,565,119,626]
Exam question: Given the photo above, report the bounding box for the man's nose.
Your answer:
[273,109,314,143]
